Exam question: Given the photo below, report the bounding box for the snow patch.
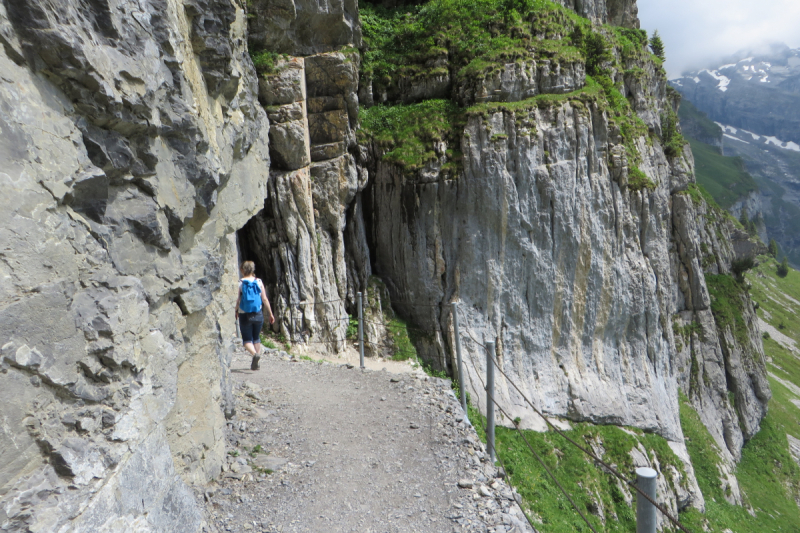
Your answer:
[760,76,769,83]
[718,63,737,70]
[764,135,800,152]
[700,69,731,91]
[693,76,701,83]
[724,134,749,144]
[716,122,738,134]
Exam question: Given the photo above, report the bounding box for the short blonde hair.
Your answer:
[241,261,256,276]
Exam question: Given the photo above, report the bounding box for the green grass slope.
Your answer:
[678,98,722,143]
[688,137,758,210]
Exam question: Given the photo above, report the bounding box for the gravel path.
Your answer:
[200,346,535,533]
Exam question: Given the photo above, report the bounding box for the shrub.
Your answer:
[250,49,279,75]
[346,315,358,339]
[731,256,755,281]
[570,25,612,76]
[660,109,685,157]
[768,238,779,258]
[777,257,789,277]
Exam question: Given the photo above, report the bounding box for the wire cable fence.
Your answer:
[461,339,597,533]
[256,293,690,532]
[458,312,692,533]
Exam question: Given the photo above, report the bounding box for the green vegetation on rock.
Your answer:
[705,273,752,348]
[358,99,465,172]
[466,403,686,532]
[249,49,279,75]
[675,257,800,531]
[360,0,589,92]
[661,107,685,158]
[359,0,668,180]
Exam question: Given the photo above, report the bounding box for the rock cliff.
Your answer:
[0,0,771,530]
[1,0,270,529]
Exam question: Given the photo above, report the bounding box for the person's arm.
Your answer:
[235,283,241,320]
[259,280,274,324]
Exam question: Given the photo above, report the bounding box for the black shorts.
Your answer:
[239,312,264,344]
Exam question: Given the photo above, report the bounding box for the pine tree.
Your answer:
[769,238,779,257]
[739,206,750,228]
[649,30,665,61]
[777,256,790,277]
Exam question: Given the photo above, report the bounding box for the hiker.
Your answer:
[235,261,274,370]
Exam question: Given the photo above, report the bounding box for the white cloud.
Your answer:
[637,0,800,77]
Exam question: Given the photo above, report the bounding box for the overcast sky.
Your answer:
[637,0,800,78]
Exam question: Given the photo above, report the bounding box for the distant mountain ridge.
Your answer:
[671,44,800,268]
[672,44,800,144]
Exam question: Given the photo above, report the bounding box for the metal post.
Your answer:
[636,467,658,533]
[452,303,468,420]
[485,340,496,464]
[358,291,365,370]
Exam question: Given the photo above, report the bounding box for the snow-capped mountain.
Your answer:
[671,44,800,144]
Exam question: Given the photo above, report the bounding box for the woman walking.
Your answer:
[235,261,275,370]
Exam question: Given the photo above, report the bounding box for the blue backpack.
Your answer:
[240,279,262,313]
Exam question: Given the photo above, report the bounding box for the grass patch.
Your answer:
[386,316,418,361]
[259,333,277,350]
[705,273,752,348]
[747,257,800,353]
[687,137,758,210]
[680,385,800,531]
[628,165,655,191]
[359,99,465,172]
[466,403,686,531]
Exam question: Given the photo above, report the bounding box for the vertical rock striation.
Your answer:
[0,0,270,530]
[0,0,772,528]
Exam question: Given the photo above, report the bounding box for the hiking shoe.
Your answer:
[251,355,260,370]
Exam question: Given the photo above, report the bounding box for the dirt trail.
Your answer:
[201,346,535,533]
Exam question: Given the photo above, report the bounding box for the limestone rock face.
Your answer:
[238,51,366,347]
[0,0,771,529]
[456,60,586,106]
[246,0,361,56]
[554,0,639,27]
[358,47,769,468]
[0,0,270,530]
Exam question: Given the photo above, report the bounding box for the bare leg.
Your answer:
[245,341,261,370]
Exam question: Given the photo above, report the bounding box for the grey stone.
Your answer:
[269,120,311,170]
[259,58,306,106]
[247,0,361,56]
